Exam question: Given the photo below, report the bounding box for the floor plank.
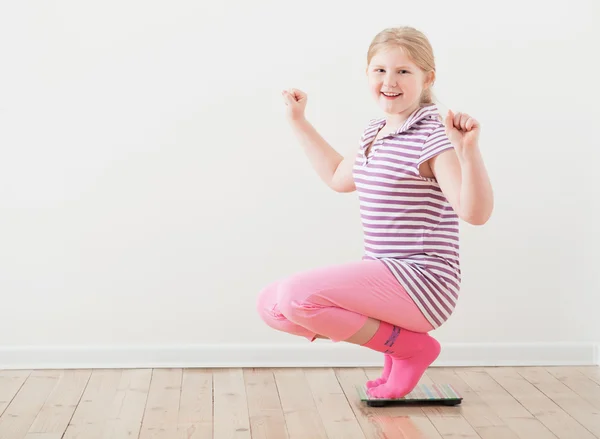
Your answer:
[427,368,523,439]
[0,371,61,439]
[0,366,598,439]
[517,367,600,438]
[486,367,595,439]
[244,369,287,439]
[138,368,182,439]
[273,368,328,439]
[304,368,365,439]
[106,369,152,439]
[213,369,251,439]
[26,370,91,437]
[546,367,600,411]
[579,367,600,386]
[427,368,556,439]
[455,368,534,420]
[0,370,31,418]
[178,368,213,438]
[62,369,123,439]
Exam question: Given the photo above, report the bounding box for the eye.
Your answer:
[375,69,385,73]
[399,70,410,74]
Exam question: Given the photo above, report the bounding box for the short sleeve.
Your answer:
[417,125,454,166]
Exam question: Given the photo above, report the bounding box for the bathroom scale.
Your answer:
[357,383,463,407]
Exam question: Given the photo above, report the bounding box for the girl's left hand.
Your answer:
[444,110,480,160]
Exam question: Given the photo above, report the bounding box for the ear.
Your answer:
[425,71,436,88]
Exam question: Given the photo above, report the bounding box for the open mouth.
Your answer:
[381,91,402,99]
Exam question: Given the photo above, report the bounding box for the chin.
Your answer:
[378,101,405,113]
[382,99,420,114]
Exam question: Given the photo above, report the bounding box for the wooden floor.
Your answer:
[0,367,599,438]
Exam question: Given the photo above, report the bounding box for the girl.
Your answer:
[256,26,493,399]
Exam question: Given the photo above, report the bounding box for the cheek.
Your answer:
[401,77,421,93]
[369,82,382,95]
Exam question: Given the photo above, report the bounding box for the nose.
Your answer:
[384,72,397,88]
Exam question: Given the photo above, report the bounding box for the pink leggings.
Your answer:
[256,259,434,342]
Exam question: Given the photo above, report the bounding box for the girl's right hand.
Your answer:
[282,88,307,121]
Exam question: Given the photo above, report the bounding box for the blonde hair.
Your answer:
[367,27,436,105]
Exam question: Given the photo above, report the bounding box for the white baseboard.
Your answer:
[0,342,597,370]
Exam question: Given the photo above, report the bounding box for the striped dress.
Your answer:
[352,103,461,328]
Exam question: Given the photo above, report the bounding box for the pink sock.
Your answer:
[362,322,440,399]
[366,354,392,388]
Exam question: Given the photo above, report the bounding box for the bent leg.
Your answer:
[274,259,439,398]
[275,259,433,341]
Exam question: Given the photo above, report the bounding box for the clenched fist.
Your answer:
[282,88,307,122]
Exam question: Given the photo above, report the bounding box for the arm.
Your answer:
[282,88,356,193]
[429,147,494,225]
[288,118,356,193]
[428,111,494,226]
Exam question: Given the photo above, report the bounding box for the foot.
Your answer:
[366,354,392,388]
[367,334,440,399]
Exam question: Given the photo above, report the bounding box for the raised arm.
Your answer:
[283,89,357,193]
[428,110,494,226]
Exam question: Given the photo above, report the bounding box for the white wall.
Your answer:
[0,0,598,367]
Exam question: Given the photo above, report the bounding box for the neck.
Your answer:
[384,102,422,130]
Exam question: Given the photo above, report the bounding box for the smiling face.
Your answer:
[367,45,434,123]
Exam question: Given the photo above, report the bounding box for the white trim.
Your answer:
[436,342,597,367]
[0,342,596,369]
